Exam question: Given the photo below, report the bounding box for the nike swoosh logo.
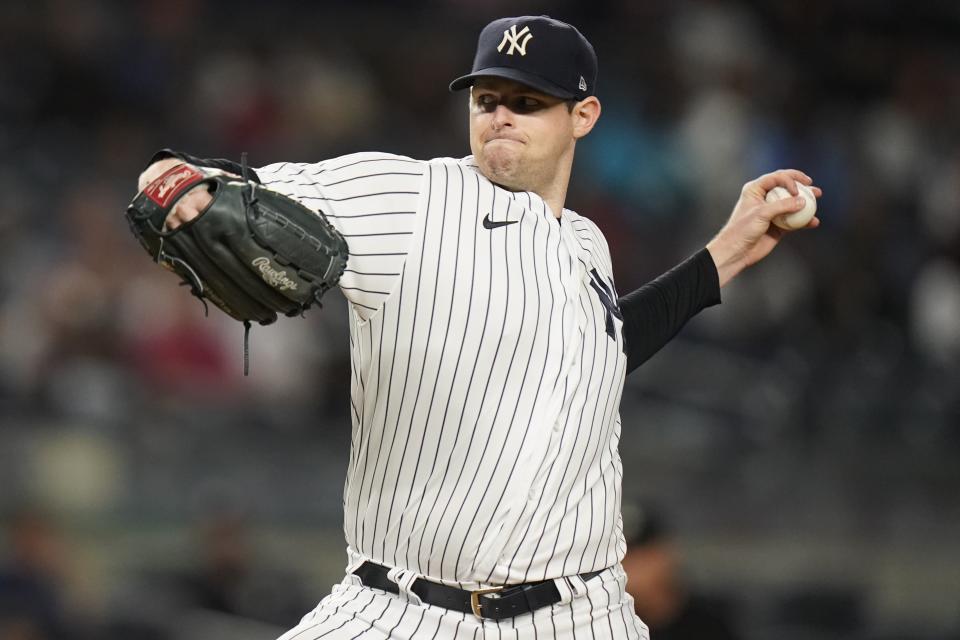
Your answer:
[482,214,518,230]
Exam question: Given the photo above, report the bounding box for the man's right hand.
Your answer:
[705,169,821,288]
[137,158,213,230]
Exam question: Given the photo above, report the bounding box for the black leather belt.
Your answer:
[352,561,604,620]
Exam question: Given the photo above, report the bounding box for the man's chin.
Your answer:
[480,150,523,185]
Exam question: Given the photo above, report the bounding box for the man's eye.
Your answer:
[474,93,546,113]
[476,94,498,110]
[514,97,542,112]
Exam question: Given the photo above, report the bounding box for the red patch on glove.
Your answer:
[144,164,206,208]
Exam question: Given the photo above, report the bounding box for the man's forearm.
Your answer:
[618,248,721,374]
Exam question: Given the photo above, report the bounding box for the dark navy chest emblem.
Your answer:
[588,268,625,351]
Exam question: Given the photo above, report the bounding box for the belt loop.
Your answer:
[346,555,367,575]
[345,555,367,588]
[387,567,423,607]
[568,574,589,597]
[553,576,576,605]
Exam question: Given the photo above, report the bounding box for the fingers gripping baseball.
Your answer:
[744,169,811,199]
[706,169,822,287]
[748,170,823,229]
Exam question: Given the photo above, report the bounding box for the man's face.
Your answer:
[468,78,576,192]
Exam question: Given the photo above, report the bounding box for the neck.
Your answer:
[533,147,574,218]
[540,180,568,219]
[474,145,576,218]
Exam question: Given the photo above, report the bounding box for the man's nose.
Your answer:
[490,103,514,129]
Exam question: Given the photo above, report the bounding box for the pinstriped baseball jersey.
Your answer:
[258,152,628,589]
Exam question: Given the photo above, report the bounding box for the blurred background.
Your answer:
[1,0,959,638]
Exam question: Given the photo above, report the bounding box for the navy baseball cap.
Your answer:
[449,16,598,100]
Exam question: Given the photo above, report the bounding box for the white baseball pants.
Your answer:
[276,564,648,639]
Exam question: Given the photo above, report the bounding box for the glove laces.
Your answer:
[240,152,253,377]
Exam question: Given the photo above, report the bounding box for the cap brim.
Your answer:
[449,67,576,99]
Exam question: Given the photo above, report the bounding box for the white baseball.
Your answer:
[765,183,817,230]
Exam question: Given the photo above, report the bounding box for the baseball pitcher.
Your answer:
[128,16,820,639]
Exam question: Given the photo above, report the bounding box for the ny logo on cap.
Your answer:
[497,24,533,56]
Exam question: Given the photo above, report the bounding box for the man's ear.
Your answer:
[572,97,601,139]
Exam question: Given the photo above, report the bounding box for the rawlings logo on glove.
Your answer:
[252,256,299,292]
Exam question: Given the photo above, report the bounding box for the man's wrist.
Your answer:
[704,238,743,289]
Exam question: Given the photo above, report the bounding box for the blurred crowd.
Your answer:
[1,0,959,638]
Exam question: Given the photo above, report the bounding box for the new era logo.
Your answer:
[497,24,533,56]
[579,76,587,92]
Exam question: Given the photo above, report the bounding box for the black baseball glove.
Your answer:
[126,161,348,371]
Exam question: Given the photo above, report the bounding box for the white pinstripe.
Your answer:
[258,153,644,636]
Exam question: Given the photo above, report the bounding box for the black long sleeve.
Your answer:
[146,148,262,184]
[618,248,721,375]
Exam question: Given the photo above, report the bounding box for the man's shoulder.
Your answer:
[323,152,475,169]
[424,155,482,172]
[564,209,612,252]
[564,208,600,232]
[257,151,427,178]
[321,151,426,171]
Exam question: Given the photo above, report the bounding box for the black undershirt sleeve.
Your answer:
[145,148,263,184]
[618,248,722,375]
